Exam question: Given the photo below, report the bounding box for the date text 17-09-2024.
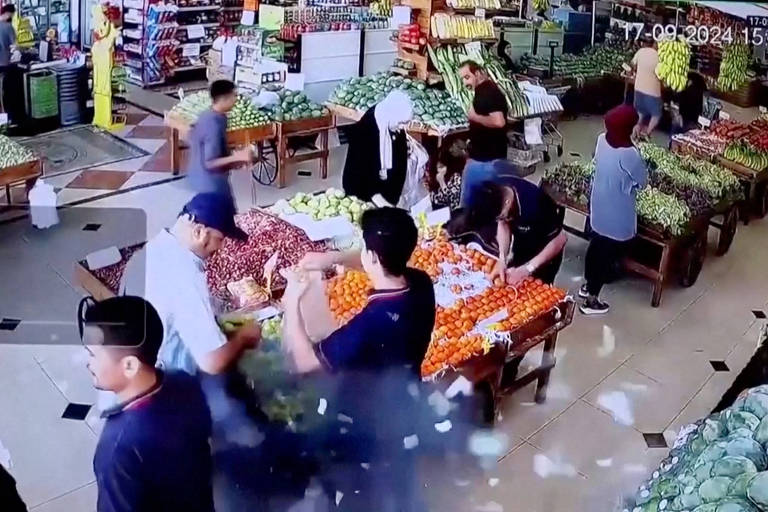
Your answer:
[623,23,768,46]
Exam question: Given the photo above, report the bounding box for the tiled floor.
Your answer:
[0,112,766,511]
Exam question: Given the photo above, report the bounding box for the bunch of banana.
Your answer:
[533,0,550,12]
[370,0,392,16]
[430,13,494,39]
[446,0,501,9]
[716,43,749,92]
[723,141,768,172]
[655,38,691,92]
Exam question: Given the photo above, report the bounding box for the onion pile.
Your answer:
[205,210,326,300]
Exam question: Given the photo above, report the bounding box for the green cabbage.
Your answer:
[744,393,768,420]
[715,498,759,512]
[746,471,768,508]
[713,457,758,479]
[728,473,755,499]
[725,438,767,470]
[753,416,768,447]
[725,411,760,433]
[696,463,715,483]
[703,419,728,443]
[699,477,733,503]
[673,490,702,510]
[693,504,719,512]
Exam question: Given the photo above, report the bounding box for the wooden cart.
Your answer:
[165,112,278,175]
[670,139,768,224]
[271,114,335,189]
[431,299,575,423]
[1,158,42,205]
[715,155,768,223]
[543,183,716,308]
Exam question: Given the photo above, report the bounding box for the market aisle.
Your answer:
[0,115,766,511]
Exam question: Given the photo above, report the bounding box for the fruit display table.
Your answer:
[272,114,335,189]
[75,209,576,422]
[542,183,715,308]
[165,112,279,175]
[670,138,768,223]
[1,158,42,206]
[74,209,327,302]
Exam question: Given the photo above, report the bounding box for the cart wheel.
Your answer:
[716,207,738,256]
[251,141,278,186]
[542,150,551,163]
[679,235,707,287]
[557,145,563,157]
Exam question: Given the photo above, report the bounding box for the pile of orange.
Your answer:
[327,270,371,325]
[421,333,484,377]
[408,239,462,279]
[421,277,567,377]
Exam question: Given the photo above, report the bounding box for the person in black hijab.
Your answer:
[342,90,413,205]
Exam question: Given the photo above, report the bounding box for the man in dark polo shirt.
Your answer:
[80,295,213,512]
[459,61,510,208]
[457,178,567,285]
[282,207,435,511]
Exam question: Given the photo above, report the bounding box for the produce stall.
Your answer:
[0,135,43,205]
[624,384,768,512]
[541,145,743,307]
[74,195,575,425]
[672,121,768,222]
[165,89,335,188]
[166,92,278,175]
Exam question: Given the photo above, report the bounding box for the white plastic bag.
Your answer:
[28,179,59,229]
[398,134,430,210]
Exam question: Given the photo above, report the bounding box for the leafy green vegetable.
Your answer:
[713,457,757,479]
[700,477,734,503]
[746,471,768,508]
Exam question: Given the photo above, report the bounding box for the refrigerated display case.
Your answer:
[18,0,71,42]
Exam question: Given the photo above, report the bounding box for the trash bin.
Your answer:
[24,70,59,120]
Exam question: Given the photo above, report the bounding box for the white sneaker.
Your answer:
[580,299,610,315]
[578,284,589,299]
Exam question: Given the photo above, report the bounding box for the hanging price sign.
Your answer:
[187,25,206,39]
[182,43,201,57]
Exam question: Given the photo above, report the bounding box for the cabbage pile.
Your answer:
[627,385,768,512]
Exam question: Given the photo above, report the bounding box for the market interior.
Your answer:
[2,0,768,511]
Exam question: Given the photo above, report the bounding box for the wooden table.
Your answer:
[165,112,278,175]
[542,183,713,308]
[715,155,768,223]
[273,115,335,189]
[670,139,768,224]
[431,299,575,423]
[1,158,42,205]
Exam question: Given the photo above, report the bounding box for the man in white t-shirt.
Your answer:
[631,39,663,136]
[121,193,260,375]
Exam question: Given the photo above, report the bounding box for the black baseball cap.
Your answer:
[180,193,248,241]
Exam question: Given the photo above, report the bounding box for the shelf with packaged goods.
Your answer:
[177,4,222,11]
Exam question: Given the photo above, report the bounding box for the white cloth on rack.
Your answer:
[373,90,413,176]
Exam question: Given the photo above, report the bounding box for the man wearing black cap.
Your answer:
[121,193,260,376]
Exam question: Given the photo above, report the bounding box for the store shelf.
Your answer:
[220,6,242,10]
[174,64,206,71]
[177,22,219,28]
[177,5,221,11]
